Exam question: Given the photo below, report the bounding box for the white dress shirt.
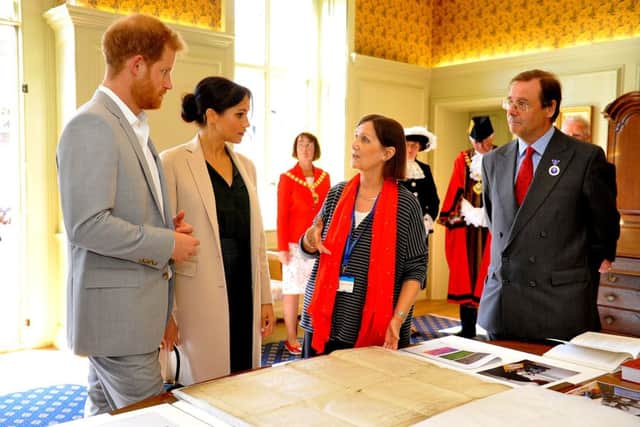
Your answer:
[98,85,164,218]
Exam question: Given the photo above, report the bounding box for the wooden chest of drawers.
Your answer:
[598,257,640,337]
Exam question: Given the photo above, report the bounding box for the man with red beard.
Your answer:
[57,14,199,416]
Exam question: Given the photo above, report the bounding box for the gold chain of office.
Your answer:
[464,151,483,195]
[285,170,328,205]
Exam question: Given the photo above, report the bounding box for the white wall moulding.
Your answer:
[346,52,433,299]
[44,4,234,48]
[44,3,235,152]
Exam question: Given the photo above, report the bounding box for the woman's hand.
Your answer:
[161,315,179,350]
[303,218,331,255]
[383,316,402,350]
[278,250,291,265]
[261,304,275,337]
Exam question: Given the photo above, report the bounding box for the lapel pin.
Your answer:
[548,159,560,176]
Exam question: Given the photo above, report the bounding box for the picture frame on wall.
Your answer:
[556,105,592,136]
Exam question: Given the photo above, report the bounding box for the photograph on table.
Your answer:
[478,359,578,387]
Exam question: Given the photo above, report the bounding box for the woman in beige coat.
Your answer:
[160,77,274,385]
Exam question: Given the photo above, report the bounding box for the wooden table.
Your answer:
[112,339,557,415]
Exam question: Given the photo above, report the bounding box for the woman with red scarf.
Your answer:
[299,114,428,357]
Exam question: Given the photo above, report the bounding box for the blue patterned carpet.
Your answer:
[0,384,85,426]
[0,315,458,425]
[261,314,459,366]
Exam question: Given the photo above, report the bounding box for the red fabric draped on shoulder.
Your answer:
[308,174,398,353]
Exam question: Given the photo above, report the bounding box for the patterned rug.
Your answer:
[0,384,85,426]
[261,314,460,366]
[0,315,459,425]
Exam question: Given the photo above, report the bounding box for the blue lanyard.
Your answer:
[341,197,378,271]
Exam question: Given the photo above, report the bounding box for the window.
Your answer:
[0,0,23,350]
[234,0,346,230]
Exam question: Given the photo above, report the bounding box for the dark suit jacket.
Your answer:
[478,128,619,341]
[400,160,440,220]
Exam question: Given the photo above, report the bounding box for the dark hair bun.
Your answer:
[181,93,199,123]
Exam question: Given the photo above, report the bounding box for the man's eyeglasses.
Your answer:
[502,98,532,112]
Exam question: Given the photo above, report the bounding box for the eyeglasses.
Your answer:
[502,98,532,112]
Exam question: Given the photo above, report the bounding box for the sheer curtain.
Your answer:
[0,0,24,351]
[234,0,346,230]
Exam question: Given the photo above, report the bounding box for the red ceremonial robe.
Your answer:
[437,149,491,306]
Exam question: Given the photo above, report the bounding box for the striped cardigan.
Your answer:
[300,181,428,348]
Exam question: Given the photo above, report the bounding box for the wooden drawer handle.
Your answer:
[606,272,618,283]
[604,315,615,325]
[605,294,616,302]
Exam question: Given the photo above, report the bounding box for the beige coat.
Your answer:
[160,135,272,384]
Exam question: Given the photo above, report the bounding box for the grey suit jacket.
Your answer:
[57,90,175,357]
[478,128,619,341]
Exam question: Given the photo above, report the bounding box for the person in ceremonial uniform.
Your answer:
[277,132,331,354]
[401,126,439,234]
[437,116,495,338]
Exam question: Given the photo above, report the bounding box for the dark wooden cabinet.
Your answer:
[598,257,640,336]
[600,91,640,337]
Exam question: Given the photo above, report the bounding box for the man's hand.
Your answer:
[172,232,199,262]
[599,259,613,273]
[171,210,199,262]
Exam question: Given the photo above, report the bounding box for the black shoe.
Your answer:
[456,329,476,339]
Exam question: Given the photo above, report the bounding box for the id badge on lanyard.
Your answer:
[338,275,354,293]
[338,204,373,294]
[339,231,357,293]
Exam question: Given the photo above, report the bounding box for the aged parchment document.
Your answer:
[175,347,509,426]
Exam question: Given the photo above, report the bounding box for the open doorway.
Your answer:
[429,98,508,301]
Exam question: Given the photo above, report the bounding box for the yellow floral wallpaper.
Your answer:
[354,0,433,67]
[356,0,640,67]
[56,0,640,66]
[57,0,222,30]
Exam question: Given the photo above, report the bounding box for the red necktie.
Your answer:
[515,146,534,206]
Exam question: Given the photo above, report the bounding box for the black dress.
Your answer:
[207,160,253,373]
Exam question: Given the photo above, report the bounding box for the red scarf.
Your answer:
[308,174,398,353]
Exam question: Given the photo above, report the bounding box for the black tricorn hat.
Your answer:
[469,116,494,141]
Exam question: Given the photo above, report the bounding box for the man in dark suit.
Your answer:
[478,69,619,341]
